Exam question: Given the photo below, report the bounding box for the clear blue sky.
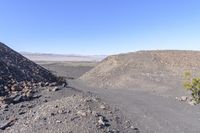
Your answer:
[0,0,200,55]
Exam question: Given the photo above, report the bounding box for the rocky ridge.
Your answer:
[80,50,200,91]
[0,42,65,106]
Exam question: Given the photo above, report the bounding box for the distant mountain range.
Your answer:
[20,52,107,62]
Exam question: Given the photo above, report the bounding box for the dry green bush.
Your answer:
[184,72,200,104]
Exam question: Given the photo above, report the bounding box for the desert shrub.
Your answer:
[184,72,200,104]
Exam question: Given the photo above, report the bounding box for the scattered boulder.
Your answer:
[188,100,197,106]
[180,96,188,101]
[0,103,8,111]
[0,118,17,130]
[56,120,62,123]
[44,82,49,86]
[52,87,60,92]
[77,110,87,117]
[11,84,22,91]
[176,96,188,102]
[98,116,106,127]
[176,96,198,106]
[49,82,57,87]
[99,104,106,110]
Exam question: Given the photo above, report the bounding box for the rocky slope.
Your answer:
[0,42,60,105]
[80,50,200,92]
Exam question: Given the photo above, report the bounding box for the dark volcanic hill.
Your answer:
[0,42,58,96]
[80,50,200,94]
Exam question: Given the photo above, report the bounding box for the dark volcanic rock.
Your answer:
[0,42,58,97]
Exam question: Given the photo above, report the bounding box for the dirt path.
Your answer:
[71,80,200,133]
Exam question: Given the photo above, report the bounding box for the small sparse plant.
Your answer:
[183,72,200,104]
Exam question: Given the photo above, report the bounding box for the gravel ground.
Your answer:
[40,60,200,133]
[5,92,138,133]
[1,86,138,133]
[72,80,200,133]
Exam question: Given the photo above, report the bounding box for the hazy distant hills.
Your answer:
[21,52,107,62]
